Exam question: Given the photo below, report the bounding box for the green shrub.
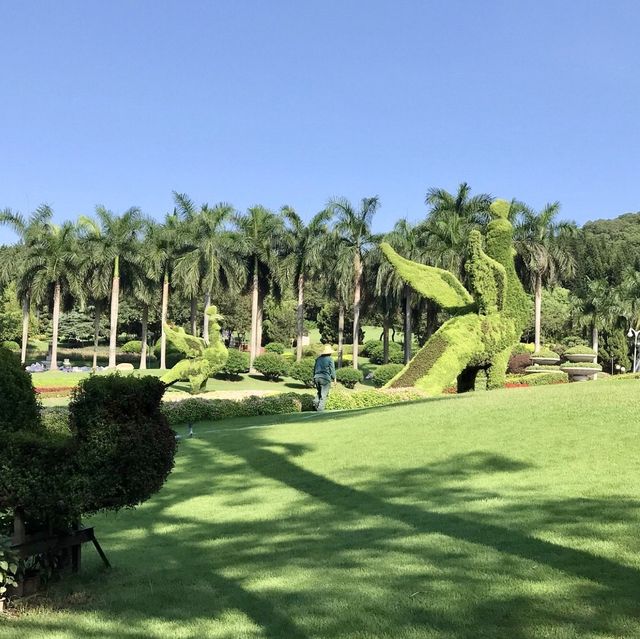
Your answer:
[564,345,596,355]
[218,349,250,378]
[264,342,286,354]
[506,372,569,386]
[153,337,186,368]
[525,364,563,373]
[531,348,560,359]
[1,340,20,352]
[373,363,404,387]
[0,536,18,600]
[367,341,403,365]
[121,340,143,354]
[336,367,363,389]
[291,392,316,412]
[302,345,322,358]
[326,386,426,410]
[0,347,41,435]
[253,353,289,381]
[361,340,380,357]
[511,343,534,355]
[288,358,316,388]
[560,362,602,370]
[70,375,177,514]
[508,353,531,374]
[41,406,71,436]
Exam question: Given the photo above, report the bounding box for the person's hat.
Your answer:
[321,344,334,355]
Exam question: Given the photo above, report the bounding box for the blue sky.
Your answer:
[1,1,639,243]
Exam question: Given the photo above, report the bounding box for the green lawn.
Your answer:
[3,380,640,638]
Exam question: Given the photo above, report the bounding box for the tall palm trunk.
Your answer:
[190,296,197,336]
[108,255,120,368]
[296,273,305,361]
[50,281,61,371]
[352,252,362,369]
[249,258,259,370]
[92,302,101,370]
[534,272,542,352]
[337,302,345,369]
[203,291,211,345]
[403,284,412,364]
[256,295,264,354]
[160,272,169,369]
[140,305,148,370]
[592,325,599,354]
[20,296,29,364]
[382,316,390,364]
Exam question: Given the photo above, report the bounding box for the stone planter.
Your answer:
[530,356,561,366]
[561,366,601,381]
[565,353,596,364]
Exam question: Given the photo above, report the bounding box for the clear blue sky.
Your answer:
[2,1,639,244]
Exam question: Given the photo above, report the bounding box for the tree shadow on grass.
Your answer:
[5,427,640,639]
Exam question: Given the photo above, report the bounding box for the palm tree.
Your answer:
[0,206,52,363]
[573,278,611,354]
[281,206,332,361]
[172,193,243,342]
[512,202,577,351]
[234,206,287,368]
[330,197,380,369]
[20,218,83,370]
[81,206,145,368]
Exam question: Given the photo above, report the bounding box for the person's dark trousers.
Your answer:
[313,379,331,411]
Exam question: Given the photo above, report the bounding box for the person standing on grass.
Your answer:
[313,344,336,411]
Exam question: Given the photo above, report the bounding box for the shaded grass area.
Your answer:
[3,380,640,638]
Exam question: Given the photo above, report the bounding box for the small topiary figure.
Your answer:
[161,306,229,393]
[380,199,529,394]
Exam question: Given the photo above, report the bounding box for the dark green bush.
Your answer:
[336,367,363,389]
[361,340,380,358]
[508,353,531,374]
[121,340,142,354]
[264,342,286,354]
[41,406,71,437]
[1,340,20,352]
[372,363,404,387]
[253,353,289,381]
[69,375,177,514]
[288,358,316,387]
[218,349,250,378]
[0,347,41,435]
[367,342,404,365]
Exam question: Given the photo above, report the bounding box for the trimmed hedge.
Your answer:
[564,345,596,355]
[326,387,426,411]
[264,342,286,354]
[373,363,404,388]
[218,349,250,378]
[532,348,560,359]
[1,340,20,352]
[253,353,289,381]
[525,364,564,373]
[289,358,316,388]
[506,372,569,386]
[336,367,363,389]
[560,362,602,370]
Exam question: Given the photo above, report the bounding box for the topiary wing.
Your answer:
[380,242,474,313]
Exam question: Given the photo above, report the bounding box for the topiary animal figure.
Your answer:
[161,306,229,393]
[380,199,529,394]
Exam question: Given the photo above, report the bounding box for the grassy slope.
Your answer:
[3,380,640,638]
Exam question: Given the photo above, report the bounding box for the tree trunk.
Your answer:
[403,284,412,364]
[20,296,29,364]
[50,281,61,371]
[296,274,304,361]
[190,296,197,336]
[203,291,211,345]
[108,256,120,368]
[534,272,542,352]
[382,316,390,364]
[256,294,264,354]
[249,258,259,370]
[140,305,148,370]
[92,302,101,371]
[337,302,345,369]
[352,252,362,369]
[160,273,169,369]
[592,325,599,355]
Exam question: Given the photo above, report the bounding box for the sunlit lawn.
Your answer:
[3,380,640,638]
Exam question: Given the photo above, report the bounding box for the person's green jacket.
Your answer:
[313,354,336,384]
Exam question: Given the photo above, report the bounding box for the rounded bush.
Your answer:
[218,349,250,378]
[531,348,560,360]
[564,345,596,355]
[361,340,381,358]
[336,367,363,389]
[288,358,316,388]
[372,363,404,387]
[1,340,20,352]
[264,342,286,354]
[367,342,404,365]
[121,340,143,354]
[253,353,289,381]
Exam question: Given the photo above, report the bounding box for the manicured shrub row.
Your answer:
[525,364,565,373]
[160,393,309,426]
[560,362,602,370]
[531,348,560,359]
[505,372,569,387]
[335,367,363,388]
[253,353,289,380]
[563,345,596,355]
[372,363,404,387]
[388,334,447,389]
[326,387,426,410]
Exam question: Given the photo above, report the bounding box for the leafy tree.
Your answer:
[0,283,22,342]
[572,278,611,354]
[330,197,380,369]
[262,297,297,346]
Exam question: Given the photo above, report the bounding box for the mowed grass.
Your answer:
[3,380,640,638]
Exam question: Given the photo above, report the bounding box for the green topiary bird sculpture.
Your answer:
[160,305,229,394]
[380,199,529,394]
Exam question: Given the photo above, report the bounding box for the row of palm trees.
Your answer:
[2,183,637,372]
